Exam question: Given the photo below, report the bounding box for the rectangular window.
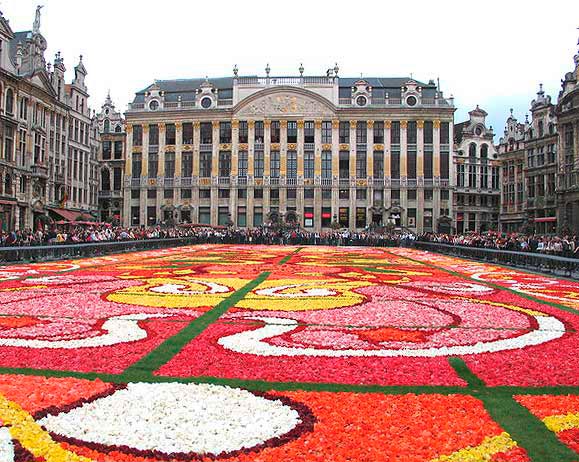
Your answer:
[254,188,263,199]
[287,189,297,199]
[391,189,400,200]
[424,189,433,201]
[164,152,175,179]
[287,150,297,178]
[200,122,212,144]
[423,121,433,144]
[148,152,158,178]
[322,207,332,227]
[199,189,211,199]
[132,153,142,179]
[440,122,450,144]
[131,206,140,225]
[322,189,332,200]
[164,189,173,199]
[407,150,417,179]
[339,151,349,178]
[287,121,297,143]
[199,207,211,224]
[391,121,400,144]
[239,121,248,143]
[339,207,349,227]
[102,141,111,160]
[407,121,417,144]
[270,151,280,178]
[219,121,232,143]
[457,164,465,187]
[322,151,332,179]
[218,189,230,199]
[391,149,400,179]
[270,121,280,143]
[356,121,367,144]
[339,189,349,199]
[339,121,349,143]
[149,124,159,145]
[133,125,143,146]
[237,207,247,227]
[373,121,384,144]
[147,206,157,225]
[254,150,264,178]
[356,207,366,228]
[181,152,193,177]
[182,122,193,144]
[304,188,314,199]
[254,121,264,143]
[321,121,332,144]
[304,121,315,143]
[253,207,263,226]
[424,146,433,179]
[181,188,192,199]
[218,151,231,177]
[165,123,176,145]
[114,141,123,159]
[200,152,212,177]
[147,189,156,199]
[440,150,450,179]
[114,167,123,191]
[356,189,367,200]
[238,188,247,199]
[304,151,315,179]
[238,151,248,177]
[356,151,367,177]
[373,151,384,178]
[270,189,279,200]
[304,207,314,228]
[408,189,417,200]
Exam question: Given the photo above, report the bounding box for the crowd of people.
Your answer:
[0,224,417,248]
[419,232,579,257]
[2,224,579,258]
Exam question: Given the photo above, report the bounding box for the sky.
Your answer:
[2,0,578,141]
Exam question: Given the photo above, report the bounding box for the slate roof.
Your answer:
[132,76,436,104]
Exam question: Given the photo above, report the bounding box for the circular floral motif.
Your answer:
[39,383,311,459]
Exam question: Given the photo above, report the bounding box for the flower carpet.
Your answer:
[1,245,579,461]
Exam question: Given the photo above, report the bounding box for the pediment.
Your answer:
[235,88,335,117]
[28,71,57,98]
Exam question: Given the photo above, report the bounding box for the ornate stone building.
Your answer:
[525,85,558,234]
[556,39,579,234]
[124,69,455,232]
[452,107,500,233]
[96,93,125,223]
[498,110,527,233]
[0,6,97,232]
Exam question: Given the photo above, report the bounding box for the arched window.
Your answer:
[548,123,554,135]
[115,124,122,133]
[481,144,488,159]
[4,174,11,195]
[5,88,14,115]
[103,119,110,133]
[469,143,476,158]
[538,121,544,138]
[101,169,110,191]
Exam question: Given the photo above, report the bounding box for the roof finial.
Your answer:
[510,108,513,116]
[333,62,339,76]
[33,5,43,34]
[265,63,270,77]
[233,64,238,77]
[299,63,304,77]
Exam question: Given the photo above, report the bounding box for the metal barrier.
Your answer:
[0,238,199,264]
[412,241,579,279]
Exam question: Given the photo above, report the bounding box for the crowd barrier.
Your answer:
[412,241,579,279]
[0,238,199,264]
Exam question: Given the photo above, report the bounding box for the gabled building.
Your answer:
[498,110,527,233]
[556,38,579,234]
[453,106,500,233]
[0,6,97,231]
[96,93,125,223]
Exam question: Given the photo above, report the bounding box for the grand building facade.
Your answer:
[124,71,455,232]
[0,7,98,232]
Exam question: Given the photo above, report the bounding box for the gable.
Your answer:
[26,70,58,99]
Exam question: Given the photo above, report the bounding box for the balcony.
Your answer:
[98,190,123,199]
[218,176,230,185]
[199,143,212,151]
[304,142,315,151]
[31,164,48,178]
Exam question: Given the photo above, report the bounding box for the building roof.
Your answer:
[132,76,436,104]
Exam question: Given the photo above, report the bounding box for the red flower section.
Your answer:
[156,322,465,386]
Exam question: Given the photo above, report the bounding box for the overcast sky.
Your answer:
[3,0,579,140]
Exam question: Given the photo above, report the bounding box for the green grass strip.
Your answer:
[278,247,303,265]
[479,393,579,462]
[448,357,486,389]
[122,271,270,379]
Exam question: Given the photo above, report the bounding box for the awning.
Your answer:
[534,217,557,223]
[49,208,82,221]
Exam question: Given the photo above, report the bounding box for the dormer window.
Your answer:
[475,126,483,136]
[200,97,212,109]
[406,95,417,107]
[149,100,159,111]
[355,95,367,107]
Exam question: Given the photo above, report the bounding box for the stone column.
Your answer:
[140,124,150,225]
[123,124,133,227]
[331,119,340,223]
[314,119,323,232]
